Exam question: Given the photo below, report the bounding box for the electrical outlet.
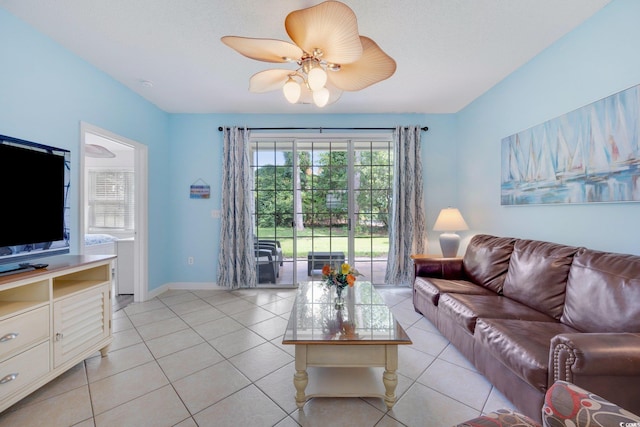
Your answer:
[188,256,194,265]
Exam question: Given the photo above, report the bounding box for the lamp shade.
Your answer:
[433,208,468,232]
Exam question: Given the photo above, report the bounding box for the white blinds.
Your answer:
[88,170,135,230]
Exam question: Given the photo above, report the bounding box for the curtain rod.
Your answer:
[217,126,428,132]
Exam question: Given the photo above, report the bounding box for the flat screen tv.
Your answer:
[0,134,70,275]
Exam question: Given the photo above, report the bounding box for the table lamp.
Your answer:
[433,207,469,257]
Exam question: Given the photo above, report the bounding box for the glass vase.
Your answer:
[334,286,345,309]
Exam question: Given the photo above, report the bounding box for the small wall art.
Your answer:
[501,84,640,205]
[190,178,210,199]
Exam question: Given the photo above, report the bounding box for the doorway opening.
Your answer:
[80,123,148,306]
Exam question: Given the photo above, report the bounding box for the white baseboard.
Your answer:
[147,282,227,299]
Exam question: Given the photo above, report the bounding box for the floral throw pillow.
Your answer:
[543,381,640,427]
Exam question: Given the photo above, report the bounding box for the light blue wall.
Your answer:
[0,8,172,290]
[456,0,640,255]
[167,113,456,281]
[4,0,638,289]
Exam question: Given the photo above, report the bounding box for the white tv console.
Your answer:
[0,255,114,412]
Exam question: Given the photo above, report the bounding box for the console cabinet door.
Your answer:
[53,284,110,368]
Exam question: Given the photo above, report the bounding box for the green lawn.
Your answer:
[257,227,389,257]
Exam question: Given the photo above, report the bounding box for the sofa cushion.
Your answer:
[561,248,640,332]
[413,277,496,307]
[463,235,516,293]
[439,293,556,334]
[502,239,579,319]
[474,318,579,392]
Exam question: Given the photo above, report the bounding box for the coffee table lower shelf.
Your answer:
[303,366,389,398]
[292,343,399,409]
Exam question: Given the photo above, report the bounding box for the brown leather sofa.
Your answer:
[412,234,640,422]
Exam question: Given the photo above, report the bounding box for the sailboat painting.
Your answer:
[501,84,640,205]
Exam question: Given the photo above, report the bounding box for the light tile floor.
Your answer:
[0,286,516,427]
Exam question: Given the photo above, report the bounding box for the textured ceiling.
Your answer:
[0,0,612,114]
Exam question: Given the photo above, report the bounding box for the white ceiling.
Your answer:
[1,0,611,114]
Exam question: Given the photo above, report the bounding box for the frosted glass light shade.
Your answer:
[307,67,327,91]
[312,87,330,107]
[85,144,115,158]
[433,208,468,232]
[283,78,301,103]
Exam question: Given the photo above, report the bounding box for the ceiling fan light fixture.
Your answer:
[222,1,395,107]
[283,77,302,103]
[85,144,116,158]
[312,87,330,108]
[307,67,327,91]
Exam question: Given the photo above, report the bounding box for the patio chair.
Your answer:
[257,239,283,266]
[255,248,277,283]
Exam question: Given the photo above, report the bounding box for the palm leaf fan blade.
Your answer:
[285,1,362,64]
[249,69,293,93]
[221,36,303,63]
[327,36,396,91]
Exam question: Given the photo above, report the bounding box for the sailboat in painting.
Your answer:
[508,135,523,182]
[555,127,585,181]
[587,106,610,176]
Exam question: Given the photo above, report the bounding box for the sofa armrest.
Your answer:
[551,332,640,379]
[413,256,464,280]
[550,333,640,415]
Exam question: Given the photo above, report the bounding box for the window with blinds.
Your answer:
[88,170,135,230]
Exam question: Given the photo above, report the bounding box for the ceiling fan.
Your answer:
[221,1,396,108]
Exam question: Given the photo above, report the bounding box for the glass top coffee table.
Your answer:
[282,281,412,409]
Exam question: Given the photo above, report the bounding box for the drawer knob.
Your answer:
[55,332,64,341]
[0,373,18,385]
[0,333,19,343]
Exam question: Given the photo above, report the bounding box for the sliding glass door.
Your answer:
[252,141,296,286]
[251,135,393,286]
[352,141,393,282]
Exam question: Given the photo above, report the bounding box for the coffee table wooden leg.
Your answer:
[382,369,398,409]
[294,345,308,408]
[294,369,308,408]
[383,345,399,409]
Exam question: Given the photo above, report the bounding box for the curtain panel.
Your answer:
[385,126,427,286]
[217,127,257,289]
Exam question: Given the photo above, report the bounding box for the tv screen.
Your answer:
[0,135,70,273]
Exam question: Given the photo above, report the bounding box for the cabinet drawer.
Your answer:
[0,306,50,362]
[0,341,50,398]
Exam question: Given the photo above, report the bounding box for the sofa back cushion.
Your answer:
[502,239,579,319]
[561,249,640,332]
[462,235,516,293]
